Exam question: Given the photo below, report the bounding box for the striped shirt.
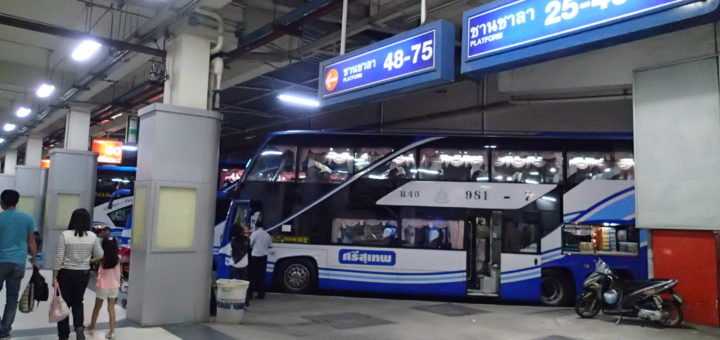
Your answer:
[53,230,103,271]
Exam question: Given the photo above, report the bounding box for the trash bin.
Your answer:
[215,279,249,324]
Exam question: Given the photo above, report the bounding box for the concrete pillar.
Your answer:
[128,31,221,326]
[15,136,48,233]
[633,56,720,326]
[41,103,97,269]
[163,33,211,109]
[25,137,43,167]
[3,149,17,175]
[64,104,92,151]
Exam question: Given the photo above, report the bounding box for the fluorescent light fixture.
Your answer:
[476,177,489,181]
[71,40,102,61]
[277,94,320,107]
[122,145,137,151]
[111,113,123,119]
[3,123,16,132]
[261,150,283,156]
[541,196,557,202]
[35,83,56,98]
[0,138,4,143]
[524,179,539,184]
[15,106,32,118]
[368,174,387,180]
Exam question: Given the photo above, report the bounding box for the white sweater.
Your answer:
[53,230,103,271]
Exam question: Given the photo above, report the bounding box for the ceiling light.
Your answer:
[121,145,137,151]
[35,83,55,98]
[3,123,16,132]
[71,40,102,62]
[111,113,123,119]
[0,138,4,144]
[15,106,32,118]
[277,94,320,107]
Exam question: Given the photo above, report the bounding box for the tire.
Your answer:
[541,269,574,306]
[575,291,601,318]
[655,300,683,327]
[277,258,317,294]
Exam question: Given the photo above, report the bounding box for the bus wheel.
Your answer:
[541,269,574,306]
[278,259,317,294]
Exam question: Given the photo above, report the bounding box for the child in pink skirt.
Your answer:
[86,237,121,339]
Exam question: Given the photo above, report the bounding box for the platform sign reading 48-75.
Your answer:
[322,30,435,98]
[466,0,699,59]
[319,20,455,106]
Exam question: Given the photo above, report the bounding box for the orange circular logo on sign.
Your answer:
[324,68,339,92]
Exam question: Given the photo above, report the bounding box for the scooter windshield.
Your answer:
[595,259,613,275]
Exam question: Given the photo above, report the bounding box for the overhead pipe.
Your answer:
[194,8,224,54]
[340,0,348,55]
[0,13,165,57]
[420,0,426,24]
[219,0,350,62]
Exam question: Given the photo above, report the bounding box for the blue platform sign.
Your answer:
[319,20,454,106]
[462,0,720,76]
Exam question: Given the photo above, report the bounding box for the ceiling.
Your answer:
[0,0,488,155]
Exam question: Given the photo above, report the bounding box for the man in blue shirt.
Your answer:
[0,190,38,339]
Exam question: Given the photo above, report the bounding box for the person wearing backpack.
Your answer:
[52,209,103,340]
[0,189,39,340]
[86,237,121,339]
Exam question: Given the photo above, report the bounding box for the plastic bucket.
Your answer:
[216,279,249,324]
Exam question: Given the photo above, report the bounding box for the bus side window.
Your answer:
[567,151,635,184]
[300,147,353,183]
[247,145,297,182]
[418,148,488,182]
[492,151,562,184]
[364,152,416,180]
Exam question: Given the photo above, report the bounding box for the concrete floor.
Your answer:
[208,293,720,340]
[4,269,720,339]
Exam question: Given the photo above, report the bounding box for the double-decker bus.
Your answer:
[217,131,647,306]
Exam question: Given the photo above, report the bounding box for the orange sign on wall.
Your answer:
[40,159,50,168]
[92,140,123,164]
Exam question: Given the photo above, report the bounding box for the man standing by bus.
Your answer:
[247,221,272,306]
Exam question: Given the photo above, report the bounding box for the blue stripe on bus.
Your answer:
[268,261,465,277]
[570,186,635,223]
[501,265,541,275]
[583,195,635,223]
[321,272,466,282]
[501,270,541,281]
[319,278,466,296]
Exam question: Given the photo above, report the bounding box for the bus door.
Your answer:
[216,199,252,279]
[498,211,542,302]
[468,211,501,296]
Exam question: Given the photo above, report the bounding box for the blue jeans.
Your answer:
[0,263,24,338]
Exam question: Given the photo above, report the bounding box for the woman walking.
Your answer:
[52,209,104,340]
[87,237,121,339]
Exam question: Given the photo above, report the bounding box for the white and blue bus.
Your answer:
[217,131,647,306]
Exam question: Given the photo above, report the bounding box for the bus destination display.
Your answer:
[466,0,699,59]
[321,30,436,98]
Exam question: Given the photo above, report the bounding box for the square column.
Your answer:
[25,137,43,167]
[64,104,92,151]
[14,166,46,231]
[41,149,97,269]
[163,33,212,109]
[3,148,17,175]
[127,103,221,325]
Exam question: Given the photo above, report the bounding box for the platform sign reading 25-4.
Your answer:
[466,0,700,59]
[322,30,436,98]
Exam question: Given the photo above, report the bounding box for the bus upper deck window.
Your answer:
[354,147,392,172]
[567,151,634,184]
[247,145,296,182]
[300,147,353,183]
[492,151,562,184]
[365,152,416,180]
[418,149,488,182]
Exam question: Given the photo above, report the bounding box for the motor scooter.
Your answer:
[575,258,684,327]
